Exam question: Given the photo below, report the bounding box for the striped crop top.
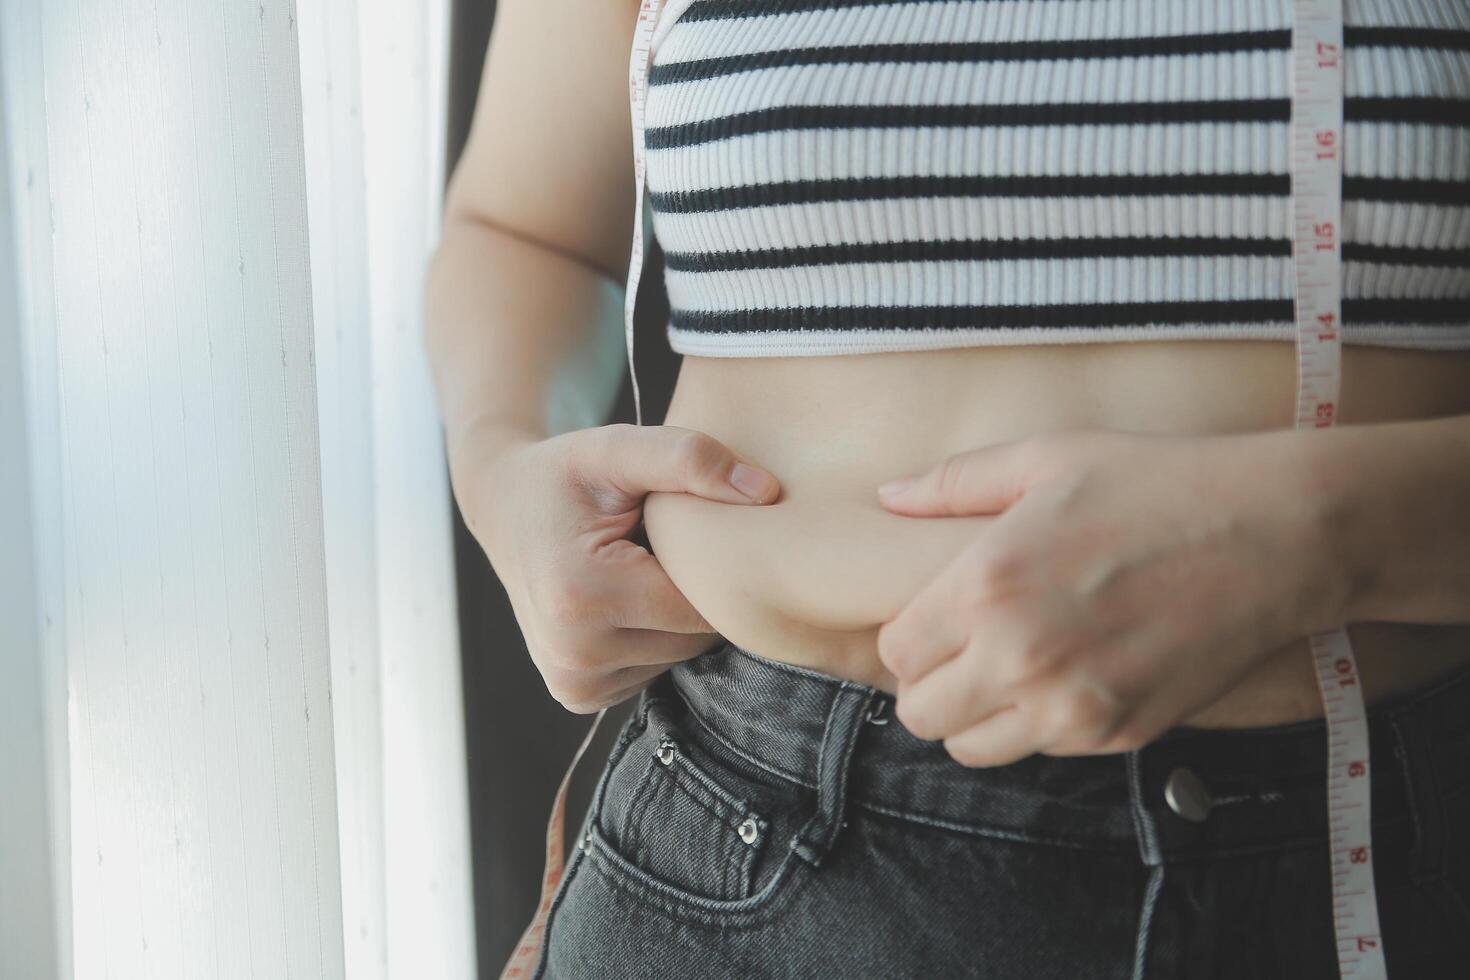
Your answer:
[634,0,1470,359]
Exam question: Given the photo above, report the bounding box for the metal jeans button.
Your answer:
[1164,766,1213,823]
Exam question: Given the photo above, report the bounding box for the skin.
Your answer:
[425,0,1470,763]
[871,420,1470,765]
[644,345,1470,762]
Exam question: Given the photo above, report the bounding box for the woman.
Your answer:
[425,0,1470,976]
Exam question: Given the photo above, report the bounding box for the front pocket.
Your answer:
[589,692,816,917]
[618,731,770,902]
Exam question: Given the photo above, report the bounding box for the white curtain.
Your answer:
[0,0,475,976]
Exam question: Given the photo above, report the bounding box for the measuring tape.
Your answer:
[497,699,611,979]
[620,0,667,431]
[1292,1,1388,976]
[496,3,666,977]
[502,0,1386,975]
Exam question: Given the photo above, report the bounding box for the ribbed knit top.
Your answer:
[639,0,1470,355]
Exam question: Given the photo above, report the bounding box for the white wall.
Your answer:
[0,8,69,976]
[5,0,347,975]
[0,0,473,976]
[297,0,475,976]
[352,2,477,977]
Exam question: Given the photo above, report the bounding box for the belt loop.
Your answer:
[1389,707,1449,888]
[791,684,878,868]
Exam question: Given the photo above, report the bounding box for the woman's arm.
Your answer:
[423,0,788,710]
[1301,411,1470,626]
[865,417,1470,764]
[424,0,642,501]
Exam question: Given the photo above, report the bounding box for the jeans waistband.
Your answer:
[664,638,1470,862]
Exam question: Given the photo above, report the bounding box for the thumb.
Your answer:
[876,440,1032,516]
[595,423,781,506]
[603,541,719,635]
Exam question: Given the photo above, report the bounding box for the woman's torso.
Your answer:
[643,343,1470,727]
[635,0,1470,727]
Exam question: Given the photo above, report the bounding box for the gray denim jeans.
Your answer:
[533,639,1470,978]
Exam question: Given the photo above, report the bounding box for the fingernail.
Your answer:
[878,477,914,496]
[729,462,778,502]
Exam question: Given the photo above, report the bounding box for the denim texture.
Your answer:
[534,639,1470,978]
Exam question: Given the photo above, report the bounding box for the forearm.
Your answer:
[1296,412,1470,625]
[422,212,627,468]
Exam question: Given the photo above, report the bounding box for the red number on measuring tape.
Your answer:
[1314,222,1336,252]
[1316,129,1338,157]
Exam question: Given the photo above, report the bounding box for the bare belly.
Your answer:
[641,340,1470,728]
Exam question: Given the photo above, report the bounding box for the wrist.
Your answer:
[444,415,543,544]
[1209,427,1365,639]
[1280,425,1381,628]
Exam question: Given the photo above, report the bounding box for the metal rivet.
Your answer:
[737,817,759,845]
[1164,766,1213,823]
[864,699,891,725]
[576,833,587,852]
[655,736,675,766]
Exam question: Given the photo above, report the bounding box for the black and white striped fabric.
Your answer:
[641,0,1470,354]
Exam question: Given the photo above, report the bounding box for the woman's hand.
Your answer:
[872,428,1351,767]
[452,421,781,714]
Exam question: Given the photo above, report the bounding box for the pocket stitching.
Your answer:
[583,822,812,928]
[658,757,744,826]
[724,839,760,901]
[584,717,806,920]
[666,735,758,819]
[666,742,772,892]
[656,751,763,831]
[619,758,663,865]
[635,754,766,898]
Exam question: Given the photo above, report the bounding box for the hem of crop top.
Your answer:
[665,322,1470,356]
